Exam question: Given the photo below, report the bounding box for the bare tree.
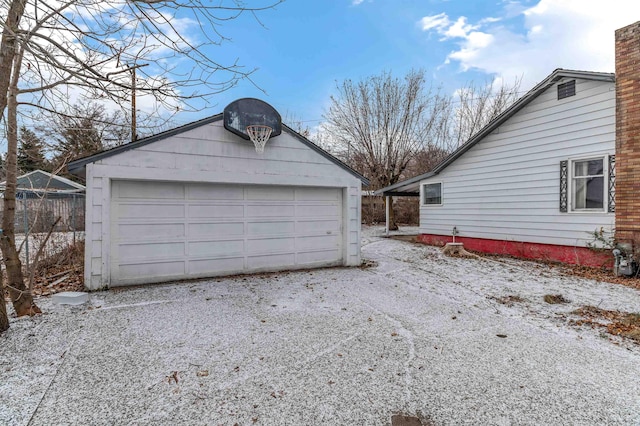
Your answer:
[0,0,282,330]
[437,76,522,151]
[321,71,522,231]
[43,102,131,178]
[282,111,311,138]
[323,69,450,230]
[0,268,7,331]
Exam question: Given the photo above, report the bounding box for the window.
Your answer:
[557,80,576,100]
[571,157,605,211]
[422,182,442,205]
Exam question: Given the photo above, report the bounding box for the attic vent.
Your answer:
[557,80,576,100]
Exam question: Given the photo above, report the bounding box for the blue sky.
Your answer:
[122,1,640,129]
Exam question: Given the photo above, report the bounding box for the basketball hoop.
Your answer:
[246,125,273,153]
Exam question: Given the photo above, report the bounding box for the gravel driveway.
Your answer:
[1,227,639,425]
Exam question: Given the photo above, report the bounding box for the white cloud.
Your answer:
[419,0,640,89]
[352,0,365,5]
[420,13,451,31]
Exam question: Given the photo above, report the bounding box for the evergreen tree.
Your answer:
[17,127,48,173]
[50,103,129,176]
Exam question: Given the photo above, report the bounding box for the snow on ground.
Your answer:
[1,226,639,425]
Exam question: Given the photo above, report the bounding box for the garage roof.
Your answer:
[374,69,615,196]
[0,169,85,192]
[67,114,369,185]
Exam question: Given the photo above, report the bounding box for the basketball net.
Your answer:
[246,125,273,153]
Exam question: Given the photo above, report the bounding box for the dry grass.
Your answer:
[571,306,640,343]
[30,240,84,296]
[489,294,526,307]
[543,294,570,304]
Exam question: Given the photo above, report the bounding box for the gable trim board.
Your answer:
[71,115,366,289]
[376,69,616,267]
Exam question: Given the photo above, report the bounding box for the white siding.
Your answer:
[84,121,362,289]
[419,78,615,247]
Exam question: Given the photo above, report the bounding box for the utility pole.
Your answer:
[129,64,149,142]
[105,63,148,143]
[131,66,137,142]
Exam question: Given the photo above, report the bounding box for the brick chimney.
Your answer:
[615,21,640,250]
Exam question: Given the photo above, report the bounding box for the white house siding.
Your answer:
[84,121,362,290]
[419,77,615,247]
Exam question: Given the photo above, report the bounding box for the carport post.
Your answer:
[385,195,390,235]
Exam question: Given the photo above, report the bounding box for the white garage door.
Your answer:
[109,180,343,285]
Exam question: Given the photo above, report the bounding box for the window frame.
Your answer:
[421,182,443,207]
[568,155,609,213]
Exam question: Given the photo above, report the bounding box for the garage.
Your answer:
[68,99,367,289]
[110,181,343,285]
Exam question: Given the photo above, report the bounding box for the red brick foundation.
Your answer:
[416,234,612,268]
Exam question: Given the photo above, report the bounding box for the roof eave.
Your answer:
[431,69,615,174]
[373,172,435,196]
[375,69,615,196]
[282,124,369,186]
[67,115,370,186]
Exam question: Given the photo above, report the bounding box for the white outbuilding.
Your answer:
[69,99,367,290]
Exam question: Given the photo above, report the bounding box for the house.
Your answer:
[0,170,86,234]
[0,169,85,197]
[68,98,367,290]
[376,21,640,267]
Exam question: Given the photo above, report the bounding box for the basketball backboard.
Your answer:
[223,98,282,140]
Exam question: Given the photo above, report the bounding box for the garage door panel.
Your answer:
[247,237,295,254]
[189,240,244,256]
[296,235,340,250]
[189,222,244,237]
[189,257,244,275]
[296,204,340,217]
[297,250,341,264]
[295,187,340,201]
[246,186,295,201]
[118,203,185,219]
[246,204,295,218]
[190,205,243,218]
[247,253,296,269]
[296,219,340,234]
[111,181,343,285]
[118,261,185,280]
[188,184,243,200]
[247,221,295,236]
[117,223,185,239]
[118,181,184,199]
[119,242,185,260]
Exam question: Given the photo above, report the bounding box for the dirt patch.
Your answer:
[570,306,640,343]
[543,294,570,304]
[489,295,526,307]
[391,412,435,426]
[360,259,378,268]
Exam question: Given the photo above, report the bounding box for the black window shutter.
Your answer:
[608,155,616,213]
[560,160,568,212]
